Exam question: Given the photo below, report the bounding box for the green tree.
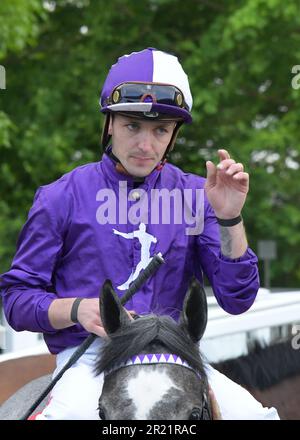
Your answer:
[1,0,300,287]
[0,0,48,268]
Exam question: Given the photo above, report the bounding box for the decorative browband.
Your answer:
[104,353,200,377]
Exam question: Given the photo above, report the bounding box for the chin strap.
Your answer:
[106,147,130,176]
[112,152,167,176]
[106,146,165,177]
[157,120,183,169]
[156,158,167,171]
[154,121,183,172]
[115,162,131,176]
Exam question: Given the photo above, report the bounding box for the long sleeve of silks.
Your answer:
[0,187,63,333]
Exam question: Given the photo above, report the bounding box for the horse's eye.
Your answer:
[189,408,201,420]
[98,407,106,420]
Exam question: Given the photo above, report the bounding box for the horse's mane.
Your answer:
[213,338,300,390]
[96,314,206,379]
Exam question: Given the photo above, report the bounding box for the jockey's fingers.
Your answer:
[217,158,235,170]
[233,171,249,184]
[225,163,244,176]
[90,324,107,339]
[218,149,231,161]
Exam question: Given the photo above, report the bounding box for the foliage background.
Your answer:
[0,0,300,288]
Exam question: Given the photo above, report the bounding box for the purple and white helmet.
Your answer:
[100,48,193,123]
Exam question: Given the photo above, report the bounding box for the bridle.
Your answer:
[104,353,201,377]
[104,352,212,420]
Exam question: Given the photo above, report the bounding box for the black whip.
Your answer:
[20,253,164,420]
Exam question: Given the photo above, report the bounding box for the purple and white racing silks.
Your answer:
[0,153,259,354]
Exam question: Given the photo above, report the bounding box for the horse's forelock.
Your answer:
[95,314,205,378]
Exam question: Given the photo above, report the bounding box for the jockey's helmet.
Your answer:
[99,48,193,153]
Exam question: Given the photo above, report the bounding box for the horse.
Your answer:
[0,277,213,420]
[2,337,299,421]
[2,278,299,420]
[213,338,300,420]
[96,278,212,420]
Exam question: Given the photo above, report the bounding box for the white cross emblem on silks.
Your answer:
[113,223,158,290]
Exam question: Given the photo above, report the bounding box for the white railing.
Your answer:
[0,310,42,354]
[201,288,300,363]
[205,289,300,338]
[0,342,49,363]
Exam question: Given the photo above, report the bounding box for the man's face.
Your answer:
[108,114,176,177]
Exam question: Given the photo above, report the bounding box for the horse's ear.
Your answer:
[180,277,207,343]
[100,280,131,335]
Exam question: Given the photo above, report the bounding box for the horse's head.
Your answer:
[96,278,211,420]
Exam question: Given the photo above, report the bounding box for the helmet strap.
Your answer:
[156,158,167,171]
[159,120,183,163]
[101,113,112,151]
[115,162,131,176]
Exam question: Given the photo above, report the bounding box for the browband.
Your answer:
[104,353,201,378]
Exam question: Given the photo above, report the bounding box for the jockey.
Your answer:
[0,48,279,420]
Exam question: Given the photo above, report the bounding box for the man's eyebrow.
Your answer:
[156,121,176,128]
[121,117,175,127]
[122,118,140,123]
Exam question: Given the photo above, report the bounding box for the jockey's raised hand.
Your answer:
[204,149,249,259]
[205,149,249,219]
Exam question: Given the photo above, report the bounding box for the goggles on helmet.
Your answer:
[105,82,188,110]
